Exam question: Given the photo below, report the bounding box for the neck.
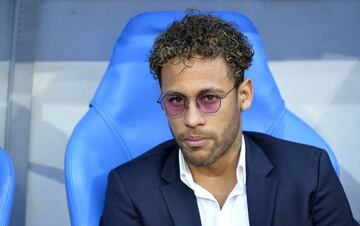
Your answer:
[186,133,242,208]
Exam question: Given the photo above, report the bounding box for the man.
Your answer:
[101,12,357,226]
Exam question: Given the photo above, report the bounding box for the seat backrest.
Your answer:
[0,147,15,226]
[65,11,339,226]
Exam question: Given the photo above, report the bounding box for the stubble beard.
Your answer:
[174,112,241,167]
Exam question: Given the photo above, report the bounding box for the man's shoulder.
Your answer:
[111,139,178,177]
[244,131,326,170]
[244,131,324,155]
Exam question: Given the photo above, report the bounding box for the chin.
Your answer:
[182,149,217,167]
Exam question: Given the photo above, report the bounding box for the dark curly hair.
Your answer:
[149,12,254,86]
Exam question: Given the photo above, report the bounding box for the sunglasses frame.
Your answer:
[157,85,238,118]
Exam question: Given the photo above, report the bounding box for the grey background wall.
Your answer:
[0,0,359,225]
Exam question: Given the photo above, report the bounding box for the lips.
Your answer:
[183,137,209,148]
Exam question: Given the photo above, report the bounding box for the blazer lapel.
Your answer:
[245,133,278,226]
[160,146,201,226]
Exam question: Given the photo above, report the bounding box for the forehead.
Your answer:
[160,57,234,94]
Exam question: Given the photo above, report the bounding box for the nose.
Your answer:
[184,101,206,128]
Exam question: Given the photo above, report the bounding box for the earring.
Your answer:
[241,106,248,112]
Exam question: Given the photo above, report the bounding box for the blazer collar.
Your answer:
[160,143,202,226]
[244,132,278,226]
[159,134,278,226]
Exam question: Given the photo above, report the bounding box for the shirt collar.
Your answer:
[179,134,247,191]
[238,134,246,186]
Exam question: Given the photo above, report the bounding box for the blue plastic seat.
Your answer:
[0,147,15,226]
[65,11,339,226]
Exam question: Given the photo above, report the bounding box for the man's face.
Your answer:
[160,57,253,167]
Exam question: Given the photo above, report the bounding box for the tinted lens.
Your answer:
[162,95,185,116]
[197,94,221,113]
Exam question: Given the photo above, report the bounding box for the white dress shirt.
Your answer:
[179,135,249,226]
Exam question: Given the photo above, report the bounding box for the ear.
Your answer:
[237,78,253,112]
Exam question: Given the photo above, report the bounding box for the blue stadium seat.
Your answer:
[0,147,15,226]
[65,11,339,226]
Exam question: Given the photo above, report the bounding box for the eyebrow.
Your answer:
[198,87,225,95]
[162,91,186,97]
[164,87,225,97]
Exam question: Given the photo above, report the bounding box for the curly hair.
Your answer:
[149,12,254,86]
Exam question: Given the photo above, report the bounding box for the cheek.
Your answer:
[217,103,240,120]
[216,105,241,130]
[167,118,184,133]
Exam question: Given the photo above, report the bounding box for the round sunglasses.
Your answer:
[157,86,237,118]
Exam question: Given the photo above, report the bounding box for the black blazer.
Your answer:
[100,132,357,226]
